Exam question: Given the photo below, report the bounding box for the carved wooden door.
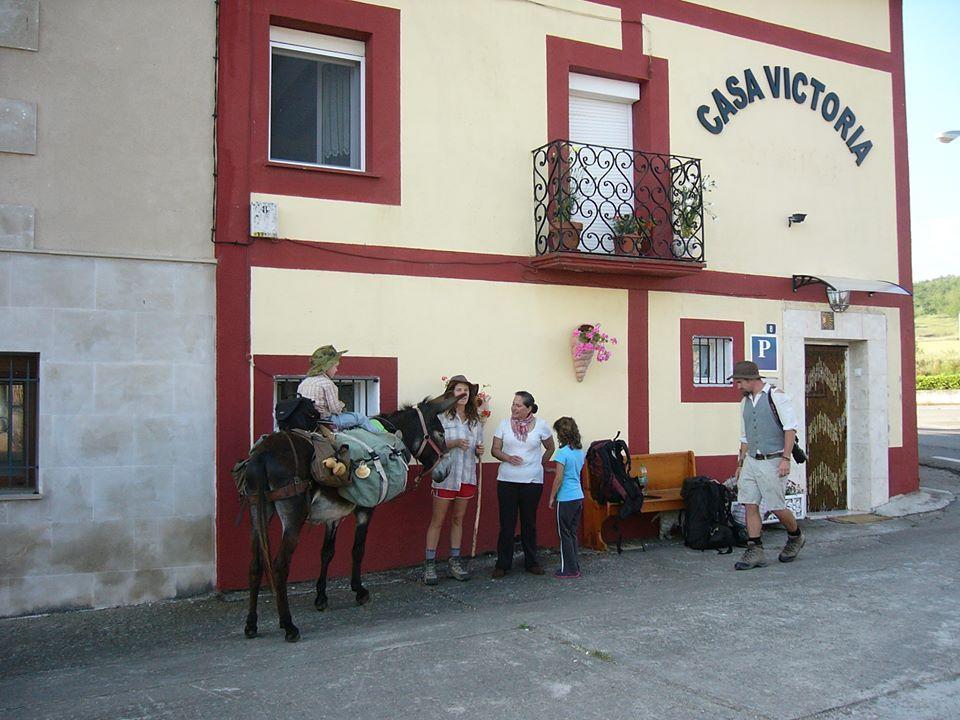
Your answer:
[805,345,848,511]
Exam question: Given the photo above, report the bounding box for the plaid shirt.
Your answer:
[432,412,484,492]
[297,374,344,418]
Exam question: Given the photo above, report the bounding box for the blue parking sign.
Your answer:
[751,335,778,372]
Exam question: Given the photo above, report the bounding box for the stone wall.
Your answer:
[0,253,215,615]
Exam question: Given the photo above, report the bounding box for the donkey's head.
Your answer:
[383,394,458,480]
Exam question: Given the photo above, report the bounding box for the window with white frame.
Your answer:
[269,27,365,170]
[274,375,380,428]
[692,336,734,386]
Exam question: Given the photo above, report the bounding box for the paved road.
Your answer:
[918,404,960,470]
[1,467,959,720]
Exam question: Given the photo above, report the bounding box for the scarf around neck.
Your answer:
[511,414,536,443]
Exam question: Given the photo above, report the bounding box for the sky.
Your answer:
[904,0,960,283]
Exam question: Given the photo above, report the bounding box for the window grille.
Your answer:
[692,336,733,386]
[274,376,380,429]
[1,353,39,493]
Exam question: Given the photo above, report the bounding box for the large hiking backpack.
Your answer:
[586,434,644,553]
[680,476,735,554]
[275,395,323,432]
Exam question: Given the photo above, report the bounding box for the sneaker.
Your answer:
[734,543,767,571]
[553,570,581,579]
[448,556,470,581]
[779,531,806,563]
[423,558,438,585]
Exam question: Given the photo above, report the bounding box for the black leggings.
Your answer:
[495,481,543,570]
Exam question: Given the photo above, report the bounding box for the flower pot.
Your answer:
[570,333,594,382]
[615,233,652,257]
[549,220,583,252]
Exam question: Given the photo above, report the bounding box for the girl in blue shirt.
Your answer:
[548,416,585,578]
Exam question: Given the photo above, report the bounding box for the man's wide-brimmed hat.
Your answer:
[444,374,479,398]
[307,345,348,376]
[728,360,762,381]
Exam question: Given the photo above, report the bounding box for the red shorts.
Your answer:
[434,483,478,500]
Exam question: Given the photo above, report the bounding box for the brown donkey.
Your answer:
[240,395,456,642]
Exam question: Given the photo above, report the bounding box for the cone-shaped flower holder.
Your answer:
[571,333,594,382]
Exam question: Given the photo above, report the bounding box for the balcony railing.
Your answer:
[532,140,706,263]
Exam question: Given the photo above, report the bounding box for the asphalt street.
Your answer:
[918,404,960,472]
[2,463,959,720]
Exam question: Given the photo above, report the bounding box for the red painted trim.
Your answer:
[628,290,649,453]
[679,319,745,403]
[640,0,894,72]
[248,237,912,309]
[240,0,400,206]
[888,0,918,496]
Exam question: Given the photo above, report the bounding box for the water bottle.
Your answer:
[637,463,648,489]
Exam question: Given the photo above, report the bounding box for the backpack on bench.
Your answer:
[586,434,644,553]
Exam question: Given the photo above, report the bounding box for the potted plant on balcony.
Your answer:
[612,214,655,256]
[549,188,583,252]
[671,175,715,260]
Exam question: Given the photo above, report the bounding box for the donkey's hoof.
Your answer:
[355,588,370,606]
[314,595,328,612]
[244,624,258,639]
[284,625,301,643]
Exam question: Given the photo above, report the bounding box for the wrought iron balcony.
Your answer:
[532,140,707,269]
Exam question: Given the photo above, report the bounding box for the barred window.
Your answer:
[1,353,39,494]
[692,336,733,386]
[274,376,380,428]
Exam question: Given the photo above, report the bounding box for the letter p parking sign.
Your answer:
[751,334,778,372]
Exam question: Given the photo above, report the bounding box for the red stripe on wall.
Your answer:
[628,290,649,453]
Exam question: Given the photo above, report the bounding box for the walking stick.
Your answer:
[471,459,483,558]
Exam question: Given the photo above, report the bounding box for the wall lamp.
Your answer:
[787,213,807,227]
[826,289,851,313]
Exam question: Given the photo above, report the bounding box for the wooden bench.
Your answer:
[582,451,696,552]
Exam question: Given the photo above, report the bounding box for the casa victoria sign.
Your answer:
[696,66,874,166]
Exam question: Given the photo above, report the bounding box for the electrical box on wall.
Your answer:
[250,200,279,238]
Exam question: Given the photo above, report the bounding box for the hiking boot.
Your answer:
[734,543,767,570]
[448,556,469,581]
[525,564,545,576]
[423,559,438,585]
[779,531,806,563]
[491,567,507,579]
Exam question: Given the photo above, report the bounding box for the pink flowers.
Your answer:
[572,323,618,363]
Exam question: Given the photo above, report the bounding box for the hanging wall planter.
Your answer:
[570,323,617,382]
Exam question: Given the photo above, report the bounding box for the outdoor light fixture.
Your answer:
[936,130,959,144]
[787,213,807,227]
[826,289,851,313]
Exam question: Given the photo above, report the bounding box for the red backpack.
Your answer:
[586,434,645,551]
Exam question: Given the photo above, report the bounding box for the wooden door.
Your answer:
[805,345,848,511]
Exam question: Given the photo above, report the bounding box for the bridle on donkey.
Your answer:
[376,406,447,485]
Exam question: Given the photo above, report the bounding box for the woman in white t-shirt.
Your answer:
[490,391,555,578]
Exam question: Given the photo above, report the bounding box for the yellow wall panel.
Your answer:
[648,292,784,456]
[678,0,890,51]
[644,16,899,281]
[251,268,630,450]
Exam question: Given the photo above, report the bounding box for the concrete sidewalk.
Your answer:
[2,466,959,720]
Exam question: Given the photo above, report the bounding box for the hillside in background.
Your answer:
[914,275,960,317]
[915,276,960,377]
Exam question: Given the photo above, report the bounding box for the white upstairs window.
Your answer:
[269,27,365,171]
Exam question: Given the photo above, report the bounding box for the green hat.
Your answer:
[307,345,348,376]
[728,360,762,381]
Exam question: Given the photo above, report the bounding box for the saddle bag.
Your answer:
[290,429,354,488]
[335,429,411,507]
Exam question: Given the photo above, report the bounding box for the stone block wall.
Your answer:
[0,253,216,616]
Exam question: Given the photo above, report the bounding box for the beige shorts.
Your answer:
[737,456,787,511]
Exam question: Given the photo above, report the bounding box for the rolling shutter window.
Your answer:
[568,94,633,150]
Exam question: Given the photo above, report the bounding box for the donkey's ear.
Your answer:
[429,394,458,413]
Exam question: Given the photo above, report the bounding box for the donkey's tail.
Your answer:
[246,452,277,596]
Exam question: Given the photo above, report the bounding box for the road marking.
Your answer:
[931,456,960,464]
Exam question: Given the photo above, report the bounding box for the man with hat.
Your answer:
[296,345,377,433]
[730,360,805,570]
